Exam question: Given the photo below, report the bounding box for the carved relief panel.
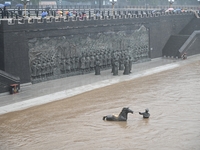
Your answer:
[28,25,150,83]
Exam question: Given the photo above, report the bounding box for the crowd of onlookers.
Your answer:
[0,6,25,19]
[0,5,196,20]
[0,6,90,19]
[0,6,8,18]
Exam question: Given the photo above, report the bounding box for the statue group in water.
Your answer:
[103,107,150,121]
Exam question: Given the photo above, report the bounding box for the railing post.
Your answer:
[7,11,9,18]
[89,10,91,19]
[15,13,18,19]
[10,11,13,18]
[28,10,30,17]
[35,10,38,17]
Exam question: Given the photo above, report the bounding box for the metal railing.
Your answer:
[3,4,200,10]
[0,5,198,20]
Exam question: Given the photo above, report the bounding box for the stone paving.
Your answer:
[0,55,199,115]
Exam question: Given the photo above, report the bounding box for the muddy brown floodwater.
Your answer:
[0,61,200,150]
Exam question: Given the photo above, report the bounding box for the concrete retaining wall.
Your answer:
[0,12,195,84]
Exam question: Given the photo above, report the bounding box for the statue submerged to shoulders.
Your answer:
[139,108,150,118]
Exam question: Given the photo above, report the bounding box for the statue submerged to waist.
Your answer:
[139,108,150,118]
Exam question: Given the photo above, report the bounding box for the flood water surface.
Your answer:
[0,61,200,150]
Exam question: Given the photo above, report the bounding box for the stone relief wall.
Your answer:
[28,25,150,83]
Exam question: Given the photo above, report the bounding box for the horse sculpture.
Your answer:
[103,107,134,121]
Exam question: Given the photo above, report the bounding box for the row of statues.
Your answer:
[30,47,149,81]
[111,51,133,76]
[31,58,54,79]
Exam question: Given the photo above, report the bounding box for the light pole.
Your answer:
[145,0,147,11]
[99,0,102,10]
[198,0,200,13]
[168,0,174,8]
[21,0,30,17]
[109,0,117,15]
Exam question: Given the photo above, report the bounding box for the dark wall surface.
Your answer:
[3,30,30,83]
[162,35,189,57]
[0,29,4,70]
[148,14,194,58]
[162,17,200,58]
[179,18,200,35]
[0,13,195,84]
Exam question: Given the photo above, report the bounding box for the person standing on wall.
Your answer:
[0,8,3,18]
[3,6,7,18]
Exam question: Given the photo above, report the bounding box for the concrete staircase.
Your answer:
[0,70,20,94]
[191,10,200,19]
[162,18,200,58]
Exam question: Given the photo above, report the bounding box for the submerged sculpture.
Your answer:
[139,108,150,118]
[103,107,134,121]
